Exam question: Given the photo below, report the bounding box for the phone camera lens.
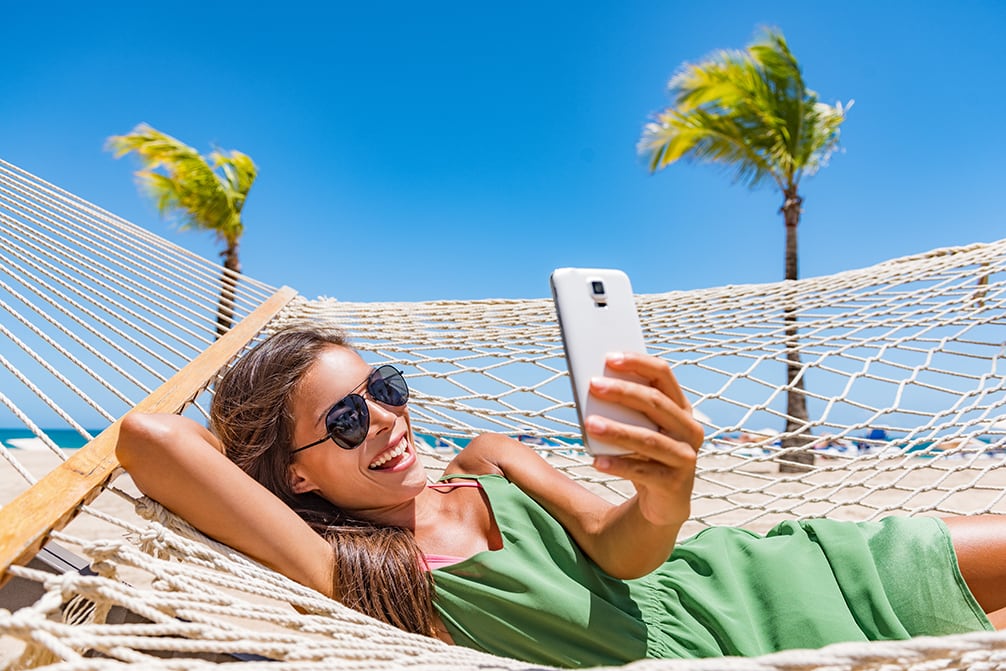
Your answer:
[591,281,605,295]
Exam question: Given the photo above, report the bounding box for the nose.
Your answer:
[366,397,399,437]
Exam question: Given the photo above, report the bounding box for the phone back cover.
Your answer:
[551,268,656,455]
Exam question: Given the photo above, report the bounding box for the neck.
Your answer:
[348,486,438,531]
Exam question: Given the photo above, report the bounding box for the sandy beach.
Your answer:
[0,448,146,545]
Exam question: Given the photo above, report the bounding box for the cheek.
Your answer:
[295,447,359,488]
[310,447,360,475]
[303,460,366,507]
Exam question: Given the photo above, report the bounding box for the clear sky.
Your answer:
[2,1,1005,303]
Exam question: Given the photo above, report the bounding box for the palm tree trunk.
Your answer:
[216,243,240,338]
[779,190,813,472]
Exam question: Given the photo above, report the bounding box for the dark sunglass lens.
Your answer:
[325,394,370,449]
[369,366,408,406]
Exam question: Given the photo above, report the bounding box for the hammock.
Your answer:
[1,156,1004,670]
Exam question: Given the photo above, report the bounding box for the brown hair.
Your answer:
[209,324,436,636]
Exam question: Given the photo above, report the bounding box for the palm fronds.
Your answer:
[639,27,849,192]
[107,124,257,335]
[106,124,257,247]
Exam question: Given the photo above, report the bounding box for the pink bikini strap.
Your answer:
[422,477,483,570]
[428,478,482,490]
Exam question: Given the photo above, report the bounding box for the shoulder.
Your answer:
[444,434,617,551]
[443,433,540,478]
[444,433,583,506]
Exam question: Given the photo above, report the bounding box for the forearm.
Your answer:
[575,355,702,578]
[116,413,335,596]
[585,494,684,579]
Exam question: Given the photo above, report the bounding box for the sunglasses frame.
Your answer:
[291,365,408,454]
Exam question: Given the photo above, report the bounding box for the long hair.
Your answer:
[209,324,436,636]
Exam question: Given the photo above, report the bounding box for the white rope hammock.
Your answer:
[1,157,1005,670]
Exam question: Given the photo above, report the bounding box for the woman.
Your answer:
[116,324,1006,668]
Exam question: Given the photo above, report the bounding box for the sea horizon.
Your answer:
[3,426,1002,461]
[0,427,101,450]
[0,427,479,454]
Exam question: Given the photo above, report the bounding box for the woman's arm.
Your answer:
[451,352,702,580]
[115,412,335,597]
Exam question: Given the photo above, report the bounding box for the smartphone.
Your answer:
[550,268,656,455]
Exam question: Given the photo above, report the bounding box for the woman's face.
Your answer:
[287,345,426,519]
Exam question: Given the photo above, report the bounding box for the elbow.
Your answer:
[601,549,672,581]
[605,565,657,582]
[115,412,176,471]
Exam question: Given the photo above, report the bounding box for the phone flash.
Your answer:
[589,279,607,307]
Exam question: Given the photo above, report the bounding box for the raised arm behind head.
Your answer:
[116,411,335,595]
[117,324,437,636]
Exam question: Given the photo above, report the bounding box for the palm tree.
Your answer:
[638,28,850,470]
[106,123,257,336]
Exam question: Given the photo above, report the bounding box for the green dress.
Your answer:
[432,474,992,668]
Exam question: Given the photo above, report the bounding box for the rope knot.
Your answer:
[131,525,174,559]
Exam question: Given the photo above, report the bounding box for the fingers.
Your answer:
[585,412,698,467]
[586,352,700,528]
[588,415,697,527]
[604,351,690,412]
[593,450,695,495]
[588,354,704,453]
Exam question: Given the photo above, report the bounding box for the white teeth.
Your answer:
[369,438,408,469]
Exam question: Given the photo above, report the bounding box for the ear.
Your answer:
[288,462,320,495]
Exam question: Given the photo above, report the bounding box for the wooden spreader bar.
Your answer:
[0,286,298,586]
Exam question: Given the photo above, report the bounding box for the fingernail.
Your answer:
[606,352,625,365]
[594,456,610,470]
[586,416,608,433]
[591,376,611,391]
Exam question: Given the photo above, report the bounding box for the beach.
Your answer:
[0,446,145,545]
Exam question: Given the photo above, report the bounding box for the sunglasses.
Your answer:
[291,365,409,454]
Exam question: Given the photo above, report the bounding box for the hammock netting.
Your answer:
[1,157,1005,670]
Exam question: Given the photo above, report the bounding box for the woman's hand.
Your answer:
[585,352,703,530]
[446,352,702,580]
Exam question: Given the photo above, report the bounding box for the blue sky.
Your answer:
[2,1,1005,303]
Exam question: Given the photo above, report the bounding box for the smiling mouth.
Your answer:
[369,436,410,470]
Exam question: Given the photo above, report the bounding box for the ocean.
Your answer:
[0,428,561,456]
[0,428,464,452]
[0,428,102,451]
[1,427,1001,461]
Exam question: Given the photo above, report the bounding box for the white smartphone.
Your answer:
[550,267,656,455]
